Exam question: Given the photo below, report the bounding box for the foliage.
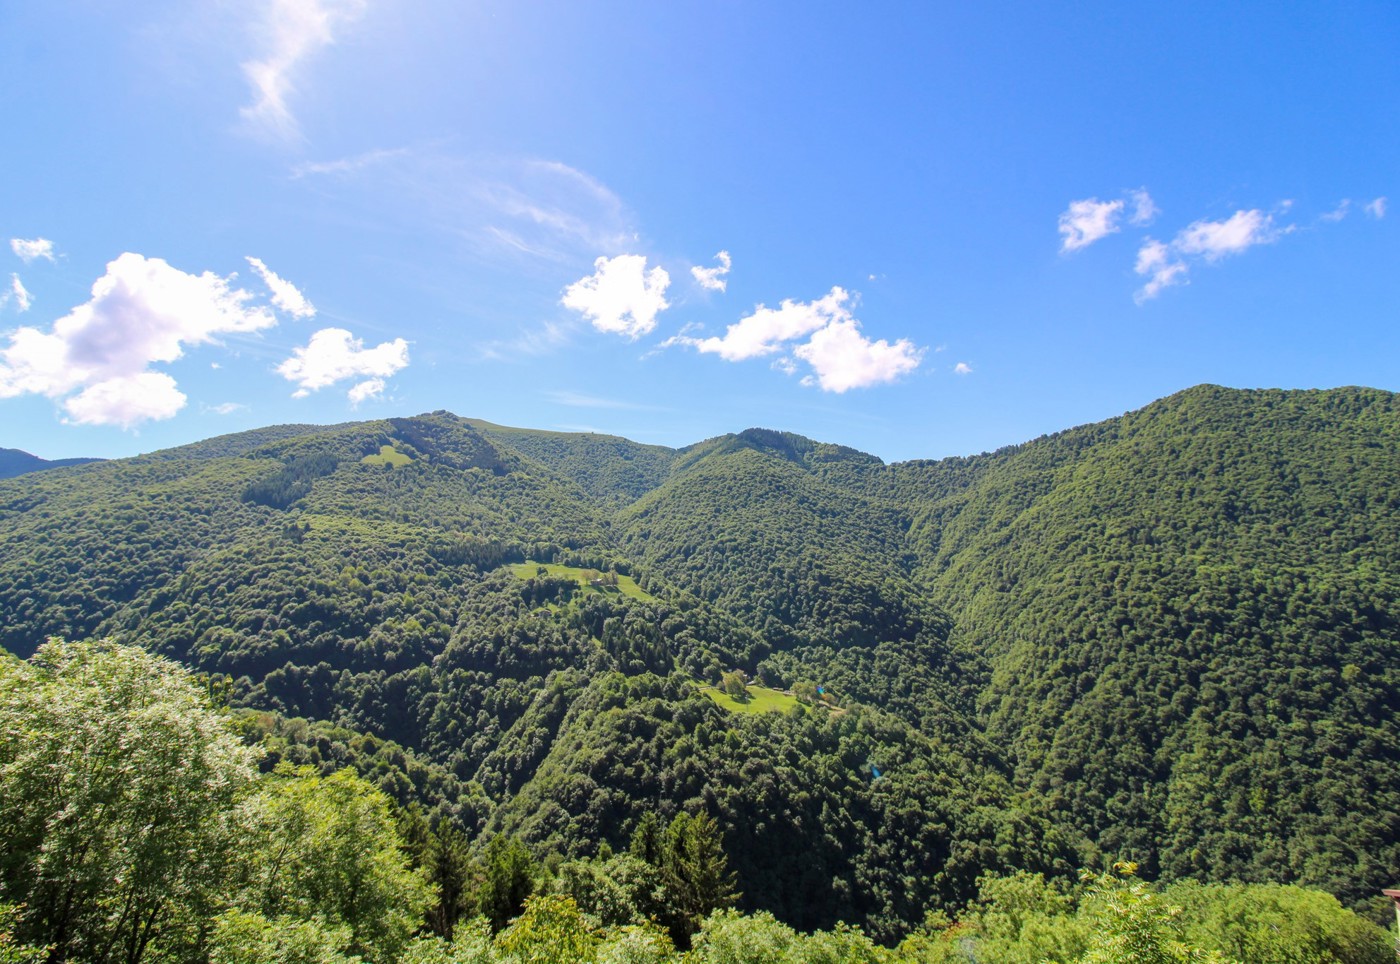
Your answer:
[0,639,256,963]
[227,764,432,962]
[3,389,1400,941]
[208,910,361,964]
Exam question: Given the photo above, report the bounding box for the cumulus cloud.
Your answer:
[1133,239,1189,303]
[10,238,55,264]
[346,378,385,405]
[671,286,923,392]
[246,256,316,318]
[1133,210,1291,302]
[1174,209,1289,261]
[954,362,973,375]
[691,251,732,292]
[0,253,280,426]
[1129,189,1160,226]
[1059,198,1125,252]
[562,254,671,339]
[684,287,852,361]
[794,320,923,393]
[1366,197,1388,219]
[64,373,187,428]
[277,327,408,399]
[241,0,365,140]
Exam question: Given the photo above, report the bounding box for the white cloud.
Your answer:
[691,251,732,292]
[10,238,55,264]
[1320,199,1351,223]
[954,362,973,375]
[4,275,31,312]
[62,373,187,429]
[562,254,670,339]
[685,287,853,361]
[209,401,247,415]
[1366,197,1388,219]
[0,253,278,426]
[240,0,365,141]
[347,378,385,405]
[1129,189,1159,226]
[1133,239,1190,302]
[246,256,316,318]
[794,319,923,393]
[1059,198,1125,252]
[1133,209,1293,303]
[672,286,923,392]
[1174,209,1289,261]
[277,327,408,398]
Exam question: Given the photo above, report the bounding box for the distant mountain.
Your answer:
[0,385,1397,935]
[0,447,102,479]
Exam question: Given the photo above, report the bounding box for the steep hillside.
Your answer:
[907,386,1400,898]
[1,386,1398,928]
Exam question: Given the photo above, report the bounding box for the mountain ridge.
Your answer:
[1,382,1397,935]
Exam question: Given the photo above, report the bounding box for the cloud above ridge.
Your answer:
[562,254,671,339]
[0,253,285,427]
[668,286,924,392]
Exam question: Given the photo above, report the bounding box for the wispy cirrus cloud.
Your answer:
[1366,196,1388,219]
[246,257,316,318]
[295,151,636,265]
[562,254,671,339]
[240,0,366,141]
[0,253,289,427]
[667,286,924,393]
[545,389,665,411]
[1,276,32,313]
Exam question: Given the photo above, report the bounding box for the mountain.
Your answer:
[0,385,1397,937]
[0,447,102,479]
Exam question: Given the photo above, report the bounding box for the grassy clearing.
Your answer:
[510,561,657,602]
[702,684,801,715]
[361,445,413,467]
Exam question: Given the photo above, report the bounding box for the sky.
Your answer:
[1,2,1396,464]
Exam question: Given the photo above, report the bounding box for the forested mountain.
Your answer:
[2,384,1398,945]
[0,446,101,479]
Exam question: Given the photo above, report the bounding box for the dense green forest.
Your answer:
[2,385,1400,960]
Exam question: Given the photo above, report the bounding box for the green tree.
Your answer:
[494,895,596,964]
[227,765,432,963]
[1077,864,1233,964]
[206,910,360,964]
[719,671,748,701]
[477,836,537,933]
[425,823,475,939]
[0,639,256,964]
[661,812,740,947]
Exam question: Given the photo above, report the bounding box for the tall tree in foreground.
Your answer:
[0,639,256,964]
[226,765,432,964]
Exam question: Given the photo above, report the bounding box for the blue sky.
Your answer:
[1,1,1396,463]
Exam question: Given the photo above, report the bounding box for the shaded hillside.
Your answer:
[0,447,102,479]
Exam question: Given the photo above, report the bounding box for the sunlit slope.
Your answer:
[901,385,1400,900]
